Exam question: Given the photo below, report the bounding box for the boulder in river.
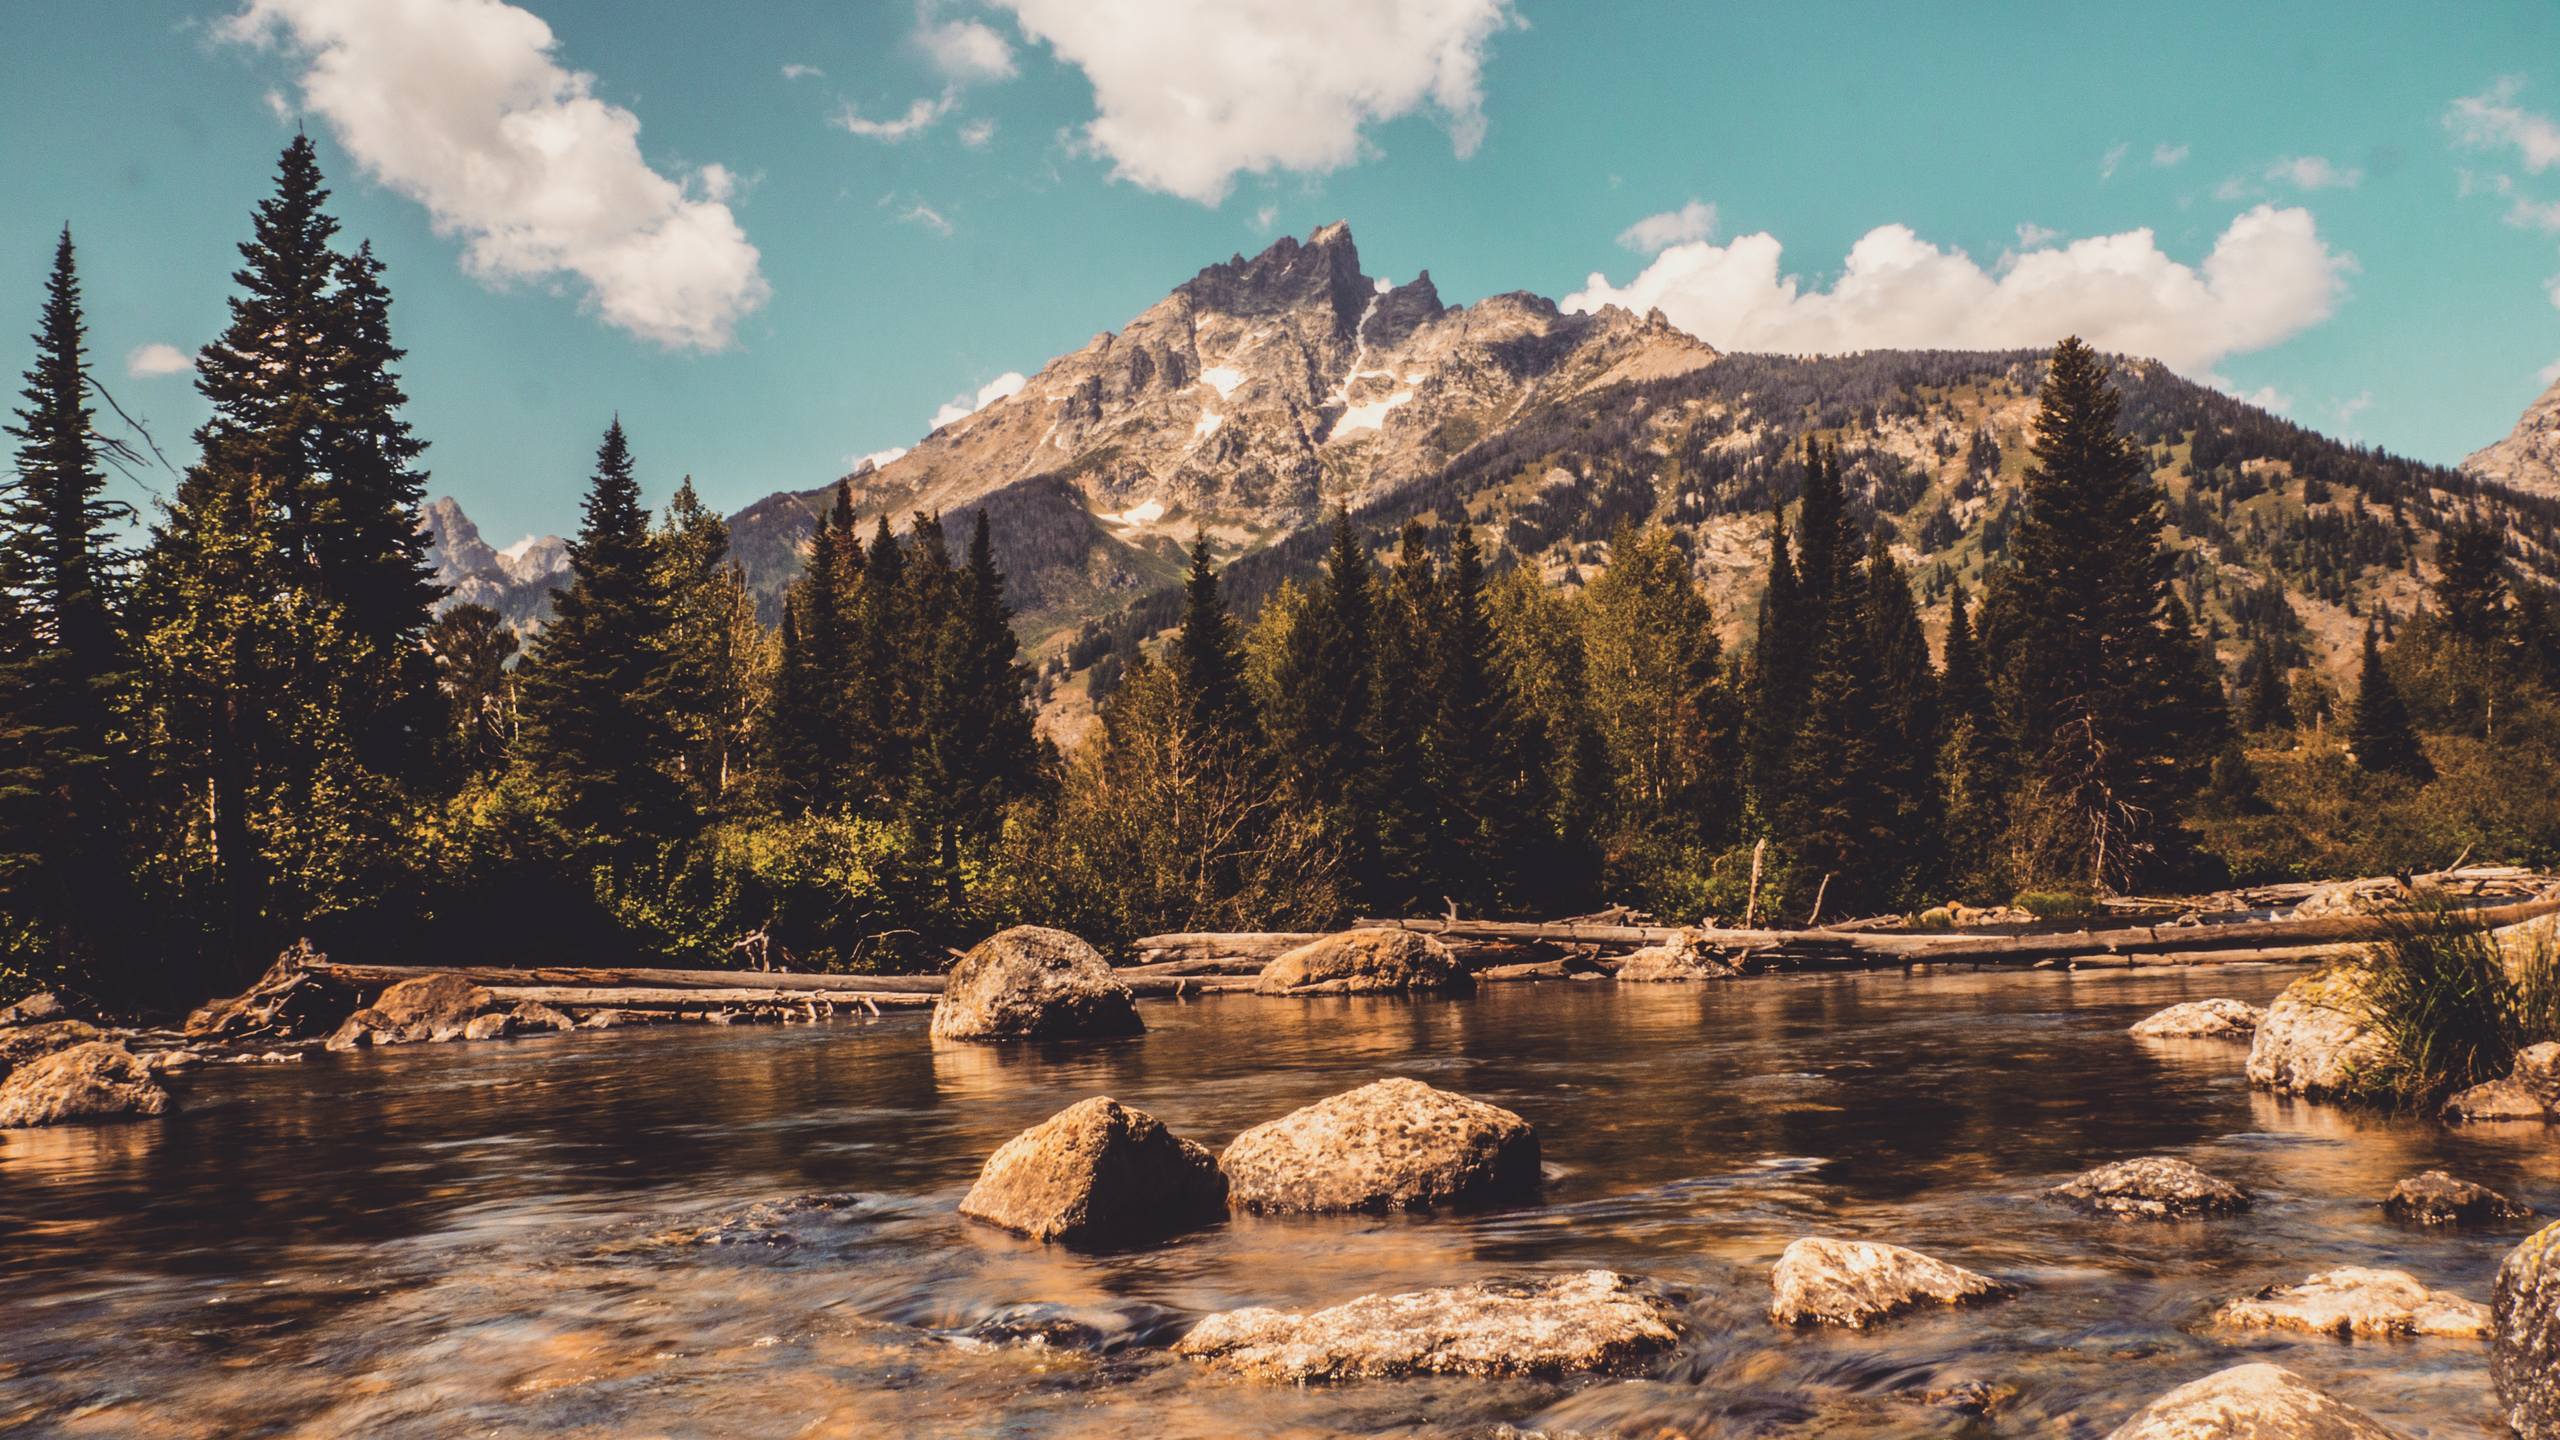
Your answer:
[959,1096,1227,1244]
[2515,1042,2560,1110]
[930,926,1141,1042]
[325,973,495,1051]
[2102,1362,2402,1440]
[2383,1171,2532,1227]
[1615,932,1738,982]
[0,1041,171,1127]
[1768,1237,2013,1329]
[2050,1156,2252,1219]
[2494,1221,2560,1439]
[0,1018,106,1078]
[1255,929,1471,996]
[2444,1077,2552,1123]
[2130,998,2265,1040]
[0,991,66,1026]
[1173,1270,1678,1380]
[2246,968,2387,1098]
[1220,1077,1539,1214]
[2214,1267,2489,1339]
[507,1001,577,1033]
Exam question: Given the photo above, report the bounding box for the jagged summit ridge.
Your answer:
[2465,372,2560,502]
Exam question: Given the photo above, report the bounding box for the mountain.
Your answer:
[420,496,571,631]
[2464,373,2560,501]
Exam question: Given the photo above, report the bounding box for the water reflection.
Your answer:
[2,967,2547,1437]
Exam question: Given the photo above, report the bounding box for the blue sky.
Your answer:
[6,1,2560,546]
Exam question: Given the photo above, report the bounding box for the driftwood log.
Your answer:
[296,959,1256,1004]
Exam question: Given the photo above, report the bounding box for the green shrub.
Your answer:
[2361,903,2560,1106]
[2010,887,2097,920]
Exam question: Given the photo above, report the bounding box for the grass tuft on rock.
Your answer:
[2361,902,2560,1106]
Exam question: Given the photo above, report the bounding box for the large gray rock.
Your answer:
[1767,1237,2012,1329]
[2130,998,2265,1040]
[2246,969,2387,1098]
[1615,931,1738,982]
[2050,1157,2252,1219]
[2495,1221,2560,1438]
[1255,929,1470,996]
[326,973,495,1051]
[0,1041,171,1127]
[2102,1363,2403,1439]
[2383,1171,2532,1227]
[1220,1077,1538,1213]
[2214,1267,2489,1339]
[1173,1270,1678,1380]
[2444,1077,2552,1123]
[959,1096,1226,1243]
[930,926,1141,1041]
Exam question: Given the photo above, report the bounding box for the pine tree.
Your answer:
[2241,633,2293,733]
[1937,588,2010,898]
[2435,516,2508,646]
[2350,622,2431,781]
[1862,533,1942,896]
[516,420,684,837]
[1175,533,1252,748]
[1,228,136,986]
[846,515,907,805]
[1264,508,1376,816]
[422,602,517,772]
[1939,588,1989,730]
[1746,493,1804,808]
[654,477,761,806]
[1362,522,1440,908]
[1583,525,1738,874]
[919,509,1041,855]
[1423,529,1559,913]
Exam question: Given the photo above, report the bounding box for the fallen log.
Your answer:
[300,959,1258,1005]
[487,985,937,1010]
[1128,933,1318,965]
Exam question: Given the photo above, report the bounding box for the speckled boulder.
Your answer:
[2102,1363,2403,1439]
[1615,932,1738,982]
[1220,1077,1538,1213]
[326,973,497,1050]
[959,1097,1227,1243]
[2495,1221,2560,1438]
[2050,1157,2252,1219]
[1256,929,1471,996]
[2214,1267,2489,1339]
[2246,969,2387,1098]
[2383,1171,2532,1227]
[930,926,1140,1041]
[1767,1237,2013,1329]
[2130,998,2265,1040]
[2444,1077,2552,1123]
[0,1041,171,1128]
[1174,1270,1678,1380]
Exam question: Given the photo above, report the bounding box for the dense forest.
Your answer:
[10,142,2560,1013]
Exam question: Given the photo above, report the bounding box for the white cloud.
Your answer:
[2541,356,2560,388]
[262,87,294,121]
[1253,204,1279,233]
[931,371,1027,429]
[2332,389,2374,426]
[781,62,824,81]
[2100,141,2129,180]
[2449,77,2560,173]
[2512,194,2560,233]
[989,0,1520,205]
[2548,274,2560,310]
[2152,142,2190,168]
[919,18,1017,81]
[2213,175,2253,202]
[958,116,996,148]
[849,446,908,472]
[1617,199,1716,254]
[898,201,953,236]
[124,342,194,377]
[1562,203,2350,377]
[2216,380,2291,414]
[225,0,768,351]
[2266,154,2361,191]
[2014,221,2062,249]
[836,89,955,140]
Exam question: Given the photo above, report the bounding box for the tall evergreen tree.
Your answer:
[422,602,517,773]
[1362,521,1441,907]
[1746,493,1804,807]
[1862,533,1942,896]
[1175,532,1253,748]
[516,420,683,837]
[654,477,761,806]
[1423,529,1560,913]
[1583,525,1738,873]
[919,509,1041,857]
[1264,508,1376,815]
[2241,633,2294,733]
[846,515,908,804]
[2349,622,2431,781]
[1939,588,1989,730]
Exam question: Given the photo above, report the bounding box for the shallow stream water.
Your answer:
[3,965,2553,1437]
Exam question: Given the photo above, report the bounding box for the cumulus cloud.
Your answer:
[836,89,955,140]
[2266,154,2361,190]
[1617,200,1716,254]
[2449,77,2560,173]
[931,371,1027,429]
[988,0,1520,205]
[958,116,997,148]
[224,0,767,351]
[2152,142,2190,168]
[1562,203,2350,376]
[125,342,194,378]
[919,17,1017,80]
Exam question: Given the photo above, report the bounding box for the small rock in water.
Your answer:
[1767,1237,2013,1329]
[1615,931,1738,982]
[2129,998,2264,1039]
[2214,1266,2489,1339]
[507,1001,576,1033]
[2246,968,2388,1098]
[2383,1171,2532,1227]
[931,926,1141,1041]
[2443,1077,2552,1123]
[326,973,496,1051]
[2049,1156,2252,1219]
[1173,1270,1678,1381]
[959,1096,1227,1244]
[1919,1379,2016,1416]
[2101,1362,2402,1439]
[1220,1077,1539,1214]
[462,1012,511,1042]
[0,1041,172,1128]
[1256,928,1471,996]
[2494,1221,2560,1438]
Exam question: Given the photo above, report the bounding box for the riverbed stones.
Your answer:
[931,926,1141,1041]
[325,972,496,1051]
[2214,1267,2490,1339]
[2246,968,2387,1098]
[1255,929,1471,996]
[1767,1237,2013,1329]
[0,1041,171,1127]
[2445,1077,2552,1122]
[2384,1171,2532,1227]
[959,1097,1227,1243]
[2102,1363,2402,1440]
[1173,1270,1678,1380]
[2130,998,2266,1040]
[1219,1077,1539,1214]
[507,1001,577,1033]
[2494,1221,2560,1438]
[2050,1157,2252,1219]
[1615,932,1738,982]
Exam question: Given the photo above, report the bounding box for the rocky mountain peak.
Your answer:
[421,495,496,585]
[2465,372,2560,502]
[1179,220,1372,334]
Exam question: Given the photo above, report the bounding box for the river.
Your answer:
[2,965,2549,1437]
